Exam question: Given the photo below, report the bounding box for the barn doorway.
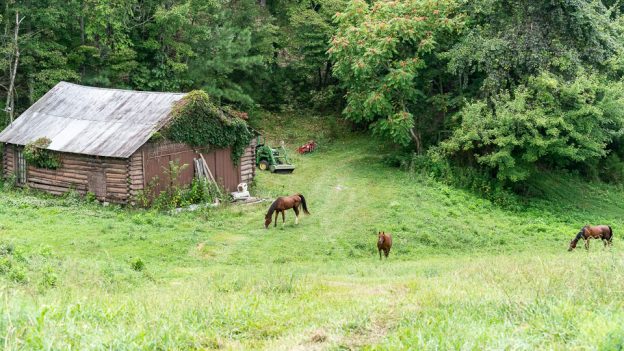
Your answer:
[14,148,26,185]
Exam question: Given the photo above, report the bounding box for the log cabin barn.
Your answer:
[0,82,256,204]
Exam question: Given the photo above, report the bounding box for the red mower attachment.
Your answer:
[297,140,317,154]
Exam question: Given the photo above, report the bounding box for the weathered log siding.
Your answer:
[128,149,144,206]
[3,144,129,203]
[3,144,15,177]
[240,138,256,185]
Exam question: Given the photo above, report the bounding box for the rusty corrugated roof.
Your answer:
[0,82,187,158]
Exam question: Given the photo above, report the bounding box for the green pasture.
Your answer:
[0,114,623,350]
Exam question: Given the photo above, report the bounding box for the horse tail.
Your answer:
[266,199,278,218]
[299,194,310,215]
[609,225,614,240]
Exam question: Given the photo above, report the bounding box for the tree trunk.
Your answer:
[6,11,24,125]
[317,68,323,89]
[323,61,332,86]
[410,128,423,155]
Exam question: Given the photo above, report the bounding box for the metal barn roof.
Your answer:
[0,82,187,158]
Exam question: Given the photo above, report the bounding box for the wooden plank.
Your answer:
[27,170,88,179]
[106,187,128,194]
[200,153,222,197]
[26,173,79,182]
[61,158,128,166]
[28,180,87,191]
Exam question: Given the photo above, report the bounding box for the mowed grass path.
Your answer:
[2,126,624,349]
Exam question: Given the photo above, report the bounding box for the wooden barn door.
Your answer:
[14,147,26,185]
[87,162,107,200]
[144,142,196,196]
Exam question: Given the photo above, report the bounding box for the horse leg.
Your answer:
[281,210,286,227]
[385,249,390,258]
[378,249,382,260]
[274,210,279,227]
[293,206,300,225]
[584,239,590,250]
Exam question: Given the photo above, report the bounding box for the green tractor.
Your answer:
[255,136,295,174]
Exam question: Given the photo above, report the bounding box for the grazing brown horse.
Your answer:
[377,231,392,260]
[264,194,310,229]
[568,225,613,251]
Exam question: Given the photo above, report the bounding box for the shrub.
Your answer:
[3,173,17,190]
[85,191,97,203]
[0,242,61,287]
[441,73,624,182]
[130,257,145,272]
[23,137,62,169]
[40,265,58,288]
[601,153,624,184]
[9,267,27,283]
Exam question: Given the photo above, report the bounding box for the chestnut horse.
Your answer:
[264,194,310,229]
[377,231,392,260]
[568,225,613,251]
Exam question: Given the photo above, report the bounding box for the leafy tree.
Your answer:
[330,0,462,153]
[439,73,624,182]
[447,0,620,97]
[288,0,344,89]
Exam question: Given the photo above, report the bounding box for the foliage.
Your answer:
[150,160,189,210]
[0,241,59,287]
[23,137,62,170]
[163,90,254,164]
[149,132,164,142]
[440,73,624,182]
[446,0,620,97]
[130,257,145,272]
[3,173,17,191]
[183,178,222,205]
[330,0,463,152]
[0,0,279,125]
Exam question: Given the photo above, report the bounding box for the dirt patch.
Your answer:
[309,329,327,343]
[339,318,393,350]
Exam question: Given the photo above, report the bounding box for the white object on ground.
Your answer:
[231,183,251,201]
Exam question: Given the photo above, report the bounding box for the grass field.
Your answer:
[1,113,624,350]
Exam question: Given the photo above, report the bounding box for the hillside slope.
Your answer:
[0,113,623,349]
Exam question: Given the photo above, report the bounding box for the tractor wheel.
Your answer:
[259,160,270,171]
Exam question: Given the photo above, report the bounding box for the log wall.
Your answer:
[3,144,129,203]
[240,138,256,185]
[3,144,15,178]
[128,149,144,206]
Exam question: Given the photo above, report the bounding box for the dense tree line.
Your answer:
[2,0,624,184]
[331,0,624,183]
[0,0,339,119]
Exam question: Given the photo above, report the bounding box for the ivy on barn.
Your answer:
[23,137,62,169]
[162,91,253,164]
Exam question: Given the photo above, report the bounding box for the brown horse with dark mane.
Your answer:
[377,231,392,260]
[568,225,613,251]
[265,194,310,228]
